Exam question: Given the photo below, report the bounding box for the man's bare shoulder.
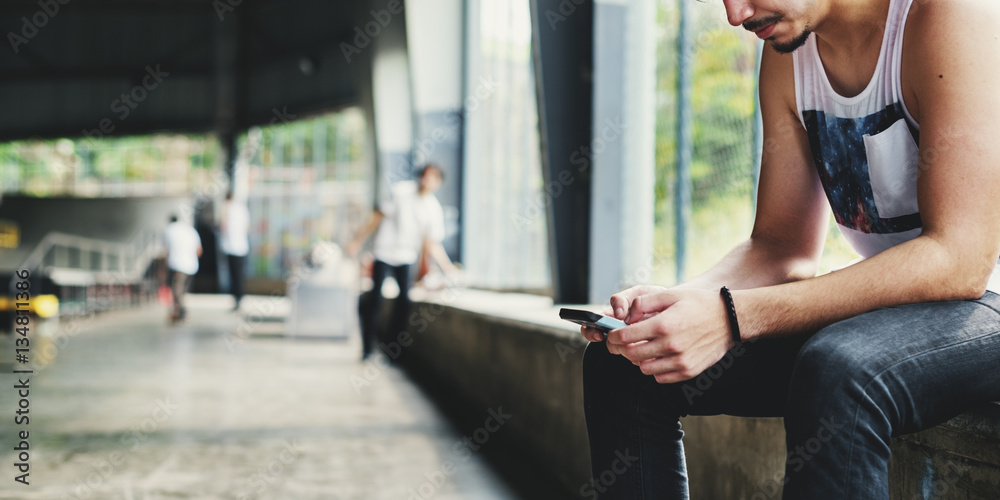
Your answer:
[903,0,1000,118]
[906,0,1000,54]
[909,0,1000,17]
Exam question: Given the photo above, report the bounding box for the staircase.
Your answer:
[7,229,164,318]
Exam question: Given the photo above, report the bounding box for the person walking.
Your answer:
[220,191,250,311]
[163,214,202,323]
[347,164,458,361]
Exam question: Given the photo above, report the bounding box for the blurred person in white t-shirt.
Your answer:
[163,214,202,323]
[347,164,458,360]
[220,191,250,311]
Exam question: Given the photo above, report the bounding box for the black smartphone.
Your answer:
[559,308,627,334]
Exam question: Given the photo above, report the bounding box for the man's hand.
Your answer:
[579,285,668,342]
[607,288,735,384]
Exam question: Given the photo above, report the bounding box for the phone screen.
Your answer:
[559,308,627,333]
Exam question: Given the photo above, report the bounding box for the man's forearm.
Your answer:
[429,242,457,274]
[349,212,383,251]
[734,235,991,341]
[353,220,377,243]
[678,237,821,292]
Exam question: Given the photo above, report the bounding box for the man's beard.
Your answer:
[770,29,813,54]
[744,15,813,55]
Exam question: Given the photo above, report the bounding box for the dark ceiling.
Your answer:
[0,0,381,142]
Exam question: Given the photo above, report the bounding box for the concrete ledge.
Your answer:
[889,404,1000,499]
[385,289,1000,499]
[380,290,591,496]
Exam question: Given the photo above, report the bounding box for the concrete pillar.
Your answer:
[588,0,656,303]
[675,0,694,283]
[353,1,414,203]
[405,0,464,260]
[213,8,241,187]
[350,36,379,208]
[372,47,414,201]
[530,0,594,304]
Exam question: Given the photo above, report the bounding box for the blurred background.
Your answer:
[0,0,858,302]
[0,1,912,500]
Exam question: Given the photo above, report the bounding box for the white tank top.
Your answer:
[792,0,1000,292]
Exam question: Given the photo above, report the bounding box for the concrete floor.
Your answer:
[0,295,521,500]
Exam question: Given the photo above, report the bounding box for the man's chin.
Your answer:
[770,30,813,54]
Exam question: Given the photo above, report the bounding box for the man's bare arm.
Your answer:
[424,239,459,275]
[597,47,829,341]
[346,211,384,257]
[685,47,829,292]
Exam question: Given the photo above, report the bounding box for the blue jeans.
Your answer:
[582,292,1000,499]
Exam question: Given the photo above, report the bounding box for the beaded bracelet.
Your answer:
[719,286,742,346]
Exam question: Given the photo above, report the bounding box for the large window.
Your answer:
[461,0,550,292]
[238,108,369,280]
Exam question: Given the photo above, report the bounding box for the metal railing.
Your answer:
[9,229,163,315]
[18,230,160,283]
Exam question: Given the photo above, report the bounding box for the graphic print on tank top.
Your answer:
[801,102,921,235]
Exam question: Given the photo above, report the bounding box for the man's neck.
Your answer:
[813,0,891,58]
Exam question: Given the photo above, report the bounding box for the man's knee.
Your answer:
[791,322,881,395]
